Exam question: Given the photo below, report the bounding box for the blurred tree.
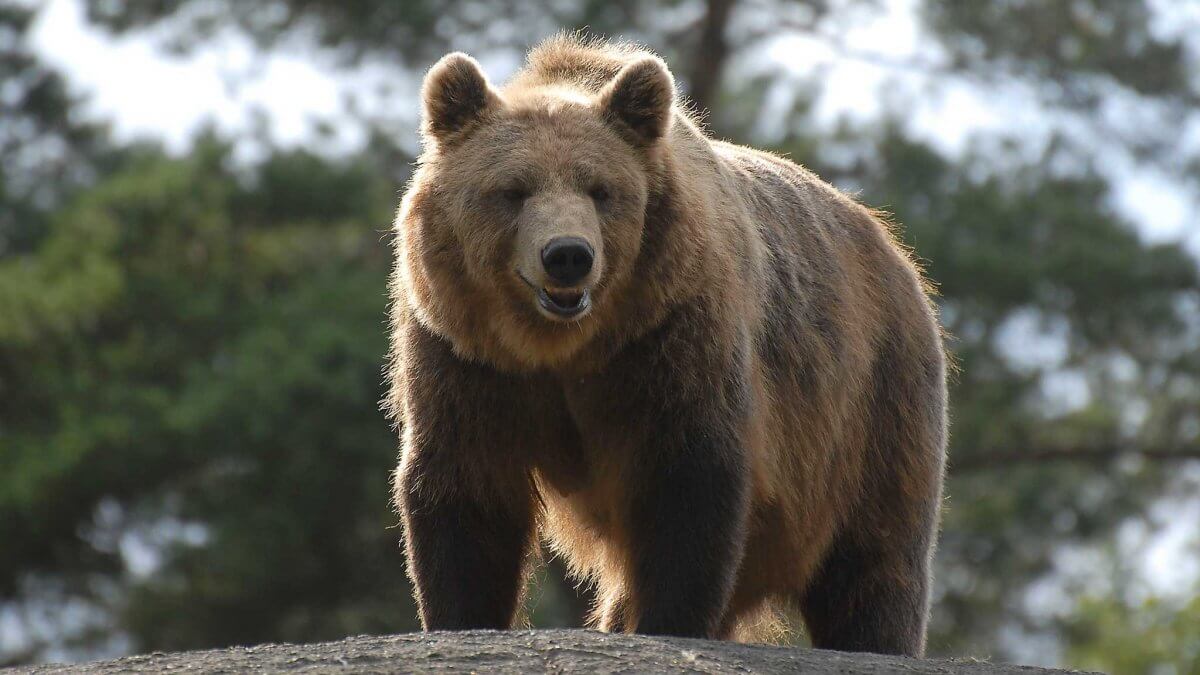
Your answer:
[2,0,1198,670]
[1064,593,1200,673]
[0,139,414,659]
[0,4,118,254]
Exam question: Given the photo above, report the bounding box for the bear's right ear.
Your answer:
[421,52,502,147]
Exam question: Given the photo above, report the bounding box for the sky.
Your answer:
[28,0,1198,254]
[29,0,383,158]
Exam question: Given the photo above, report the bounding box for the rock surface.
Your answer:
[14,629,1099,674]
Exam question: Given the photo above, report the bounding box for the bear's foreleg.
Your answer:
[395,320,538,631]
[625,427,751,638]
[400,476,535,630]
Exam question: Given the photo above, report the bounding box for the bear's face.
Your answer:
[404,53,675,367]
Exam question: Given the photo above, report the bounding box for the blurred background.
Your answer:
[1,0,1198,670]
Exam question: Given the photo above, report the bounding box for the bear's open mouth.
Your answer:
[516,270,592,320]
[538,288,591,318]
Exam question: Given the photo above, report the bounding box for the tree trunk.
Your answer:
[686,0,736,116]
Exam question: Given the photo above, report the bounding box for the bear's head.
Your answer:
[399,49,679,370]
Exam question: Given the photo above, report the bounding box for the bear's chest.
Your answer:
[531,376,643,500]
[533,437,631,550]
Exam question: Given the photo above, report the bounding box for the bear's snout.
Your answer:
[541,237,594,286]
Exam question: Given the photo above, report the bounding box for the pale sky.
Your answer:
[29,0,1198,251]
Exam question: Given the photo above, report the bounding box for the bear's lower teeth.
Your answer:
[536,287,591,317]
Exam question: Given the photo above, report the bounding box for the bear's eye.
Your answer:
[589,185,611,203]
[500,187,530,203]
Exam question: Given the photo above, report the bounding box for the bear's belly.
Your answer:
[535,469,632,584]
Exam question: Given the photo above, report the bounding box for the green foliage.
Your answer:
[0,142,415,655]
[1064,594,1200,673]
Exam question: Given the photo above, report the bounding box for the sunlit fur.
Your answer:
[387,34,947,655]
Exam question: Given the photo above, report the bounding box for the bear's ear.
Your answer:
[421,52,502,146]
[598,57,675,147]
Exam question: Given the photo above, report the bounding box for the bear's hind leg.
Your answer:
[797,533,931,656]
[596,592,629,633]
[797,318,945,656]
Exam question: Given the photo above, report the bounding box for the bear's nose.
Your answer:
[541,237,594,286]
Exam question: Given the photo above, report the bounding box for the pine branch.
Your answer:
[950,444,1200,473]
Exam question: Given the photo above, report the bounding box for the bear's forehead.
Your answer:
[503,103,610,142]
[462,107,634,177]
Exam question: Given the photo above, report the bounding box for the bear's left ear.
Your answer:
[421,52,502,147]
[598,57,675,147]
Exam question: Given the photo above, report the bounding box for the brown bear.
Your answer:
[387,35,947,657]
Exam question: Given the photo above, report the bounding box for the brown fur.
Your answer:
[387,34,947,656]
